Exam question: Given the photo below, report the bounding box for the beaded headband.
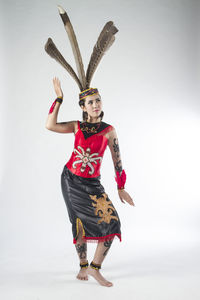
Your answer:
[79,88,99,100]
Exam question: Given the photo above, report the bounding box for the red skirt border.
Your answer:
[73,233,121,244]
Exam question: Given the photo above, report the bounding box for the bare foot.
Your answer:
[76,268,88,281]
[87,266,113,287]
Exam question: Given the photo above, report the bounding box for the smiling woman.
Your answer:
[79,90,104,123]
[45,5,135,287]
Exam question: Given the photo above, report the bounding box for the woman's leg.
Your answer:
[87,239,114,287]
[75,222,88,281]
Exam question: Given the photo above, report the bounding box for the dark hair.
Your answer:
[78,98,104,122]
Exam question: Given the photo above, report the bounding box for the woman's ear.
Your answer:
[81,105,86,112]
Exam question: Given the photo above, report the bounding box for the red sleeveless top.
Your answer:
[66,120,113,178]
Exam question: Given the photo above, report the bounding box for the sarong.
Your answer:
[61,165,121,244]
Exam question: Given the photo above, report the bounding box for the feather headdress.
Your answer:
[44,5,118,96]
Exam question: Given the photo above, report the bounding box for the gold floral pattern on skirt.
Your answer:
[89,193,119,224]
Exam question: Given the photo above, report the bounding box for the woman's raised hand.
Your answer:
[118,189,135,206]
[53,77,63,98]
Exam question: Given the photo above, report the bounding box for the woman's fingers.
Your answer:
[126,195,134,206]
[124,193,134,206]
[52,77,63,97]
[120,197,125,204]
[53,77,60,84]
[128,198,135,206]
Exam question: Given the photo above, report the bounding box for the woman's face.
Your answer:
[82,93,102,121]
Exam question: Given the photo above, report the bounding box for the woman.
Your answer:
[46,77,135,287]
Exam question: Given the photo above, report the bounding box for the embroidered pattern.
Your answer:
[79,88,99,100]
[72,146,102,174]
[81,123,101,134]
[89,193,119,224]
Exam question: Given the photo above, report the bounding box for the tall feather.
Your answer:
[86,21,118,88]
[57,5,86,90]
[44,38,83,91]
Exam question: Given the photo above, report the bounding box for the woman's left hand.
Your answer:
[118,189,135,206]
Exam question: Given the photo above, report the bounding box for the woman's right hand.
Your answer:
[118,189,135,206]
[53,77,63,98]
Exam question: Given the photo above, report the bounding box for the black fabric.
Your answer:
[61,165,121,242]
[80,121,111,139]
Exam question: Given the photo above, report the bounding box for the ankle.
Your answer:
[80,260,89,269]
[90,260,102,270]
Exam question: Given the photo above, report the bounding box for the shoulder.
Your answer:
[74,120,80,134]
[102,121,116,141]
[101,121,115,131]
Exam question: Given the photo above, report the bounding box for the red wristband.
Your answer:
[115,169,126,189]
[48,98,63,114]
[48,99,57,114]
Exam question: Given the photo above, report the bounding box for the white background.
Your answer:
[0,0,200,299]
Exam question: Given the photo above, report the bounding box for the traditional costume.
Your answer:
[45,6,126,246]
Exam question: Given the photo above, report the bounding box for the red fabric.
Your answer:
[66,121,113,178]
[48,99,57,114]
[73,233,121,244]
[115,169,126,189]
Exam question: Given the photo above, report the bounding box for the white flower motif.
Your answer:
[72,146,102,174]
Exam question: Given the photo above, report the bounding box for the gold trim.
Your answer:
[76,217,85,239]
[90,266,99,270]
[80,88,97,94]
[80,92,98,100]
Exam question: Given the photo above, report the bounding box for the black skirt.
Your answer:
[61,165,121,244]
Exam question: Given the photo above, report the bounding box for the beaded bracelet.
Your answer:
[90,261,101,270]
[48,97,63,114]
[80,260,89,269]
[56,97,63,104]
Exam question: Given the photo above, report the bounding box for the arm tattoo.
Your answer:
[113,138,120,158]
[112,138,122,173]
[75,243,87,259]
[115,160,122,173]
[103,240,113,257]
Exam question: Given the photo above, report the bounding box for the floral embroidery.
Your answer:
[72,146,102,174]
[89,193,119,224]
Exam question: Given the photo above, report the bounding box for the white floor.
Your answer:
[0,242,200,300]
[1,242,199,300]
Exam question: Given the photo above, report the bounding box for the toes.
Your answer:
[76,275,88,281]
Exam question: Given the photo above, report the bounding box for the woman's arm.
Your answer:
[107,127,123,177]
[45,101,76,133]
[45,77,77,134]
[108,127,135,206]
